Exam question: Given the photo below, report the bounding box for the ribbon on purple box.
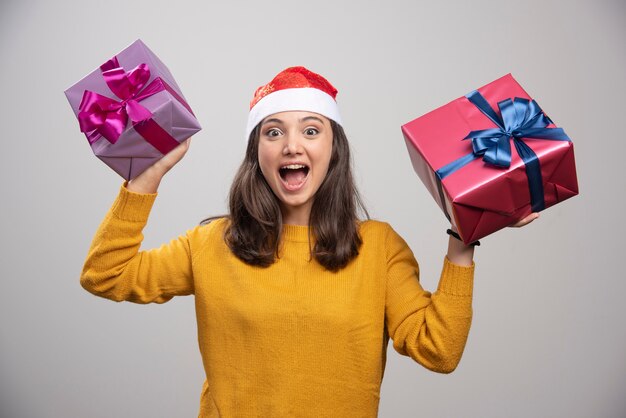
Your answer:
[77,57,194,155]
[435,90,571,215]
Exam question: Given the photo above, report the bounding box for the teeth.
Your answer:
[282,164,307,170]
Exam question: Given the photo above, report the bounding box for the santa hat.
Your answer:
[246,66,342,138]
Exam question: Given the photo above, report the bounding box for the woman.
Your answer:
[80,66,538,417]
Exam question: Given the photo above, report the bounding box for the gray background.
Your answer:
[1,0,624,417]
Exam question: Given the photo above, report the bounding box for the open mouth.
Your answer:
[279,164,310,188]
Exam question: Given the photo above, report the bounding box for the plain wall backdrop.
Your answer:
[1,0,624,417]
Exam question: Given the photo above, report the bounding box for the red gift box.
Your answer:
[402,74,578,244]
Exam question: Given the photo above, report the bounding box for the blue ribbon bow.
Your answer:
[435,90,570,212]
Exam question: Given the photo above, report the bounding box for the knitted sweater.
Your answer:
[80,184,475,418]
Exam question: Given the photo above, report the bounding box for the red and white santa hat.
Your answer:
[246,66,342,138]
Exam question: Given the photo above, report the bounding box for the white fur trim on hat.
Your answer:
[246,88,342,139]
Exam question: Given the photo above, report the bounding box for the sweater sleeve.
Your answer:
[384,225,474,373]
[80,183,195,304]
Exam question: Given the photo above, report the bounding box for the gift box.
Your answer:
[65,39,201,180]
[402,74,578,244]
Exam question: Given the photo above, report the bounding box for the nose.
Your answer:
[282,133,303,155]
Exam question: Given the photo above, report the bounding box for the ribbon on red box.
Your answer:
[77,57,194,155]
[435,90,571,214]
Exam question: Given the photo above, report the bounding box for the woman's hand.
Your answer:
[446,212,540,266]
[509,212,540,228]
[127,137,192,194]
[152,136,192,174]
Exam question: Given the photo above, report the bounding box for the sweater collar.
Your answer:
[281,224,313,243]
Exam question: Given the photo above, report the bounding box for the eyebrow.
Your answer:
[261,115,326,127]
[261,118,283,126]
[300,116,325,124]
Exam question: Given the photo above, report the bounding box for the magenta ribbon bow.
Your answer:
[78,58,160,144]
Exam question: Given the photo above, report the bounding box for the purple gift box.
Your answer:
[65,39,201,180]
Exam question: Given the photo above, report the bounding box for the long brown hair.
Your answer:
[207,120,368,271]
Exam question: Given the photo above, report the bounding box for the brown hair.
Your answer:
[205,120,368,271]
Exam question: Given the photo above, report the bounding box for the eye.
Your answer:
[304,127,319,136]
[265,128,283,138]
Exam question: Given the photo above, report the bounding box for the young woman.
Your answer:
[81,66,538,417]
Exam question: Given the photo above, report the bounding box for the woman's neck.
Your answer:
[280,203,312,226]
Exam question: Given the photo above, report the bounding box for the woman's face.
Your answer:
[258,111,333,225]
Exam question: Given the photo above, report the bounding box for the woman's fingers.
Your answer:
[154,137,192,173]
[510,212,540,228]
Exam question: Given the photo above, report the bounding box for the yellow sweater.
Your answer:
[81,184,475,418]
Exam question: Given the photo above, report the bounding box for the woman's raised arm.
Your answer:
[80,138,196,303]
